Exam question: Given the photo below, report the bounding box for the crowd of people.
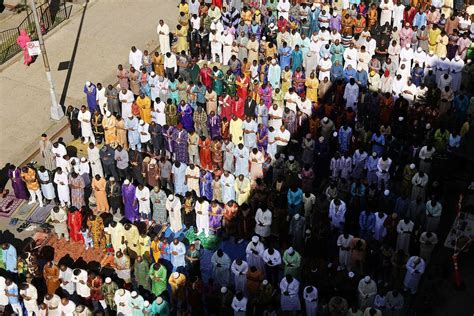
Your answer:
[1,0,473,315]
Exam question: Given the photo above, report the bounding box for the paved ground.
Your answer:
[0,0,178,166]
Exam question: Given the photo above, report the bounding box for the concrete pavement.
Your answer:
[0,0,178,166]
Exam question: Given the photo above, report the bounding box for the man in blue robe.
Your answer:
[199,169,213,201]
[278,42,292,69]
[84,81,97,113]
[172,161,187,196]
[125,115,141,151]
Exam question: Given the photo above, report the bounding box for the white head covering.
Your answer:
[251,236,259,243]
[144,301,150,307]
[364,276,371,283]
[173,272,180,279]
[105,277,112,283]
[86,81,91,86]
[410,163,416,170]
[131,291,138,297]
[323,117,329,123]
[221,286,227,293]
[123,179,130,185]
[262,279,269,285]
[384,190,390,196]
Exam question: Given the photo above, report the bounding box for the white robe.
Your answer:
[255,209,272,237]
[280,278,301,311]
[166,197,182,232]
[78,110,93,138]
[119,90,134,119]
[374,213,387,241]
[20,285,38,313]
[114,290,132,315]
[231,260,248,292]
[304,286,318,316]
[231,297,248,315]
[196,200,210,236]
[170,242,186,268]
[337,234,353,269]
[403,257,425,293]
[449,59,464,92]
[396,220,414,254]
[129,49,143,70]
[245,241,265,271]
[87,146,104,178]
[54,172,69,204]
[38,170,55,200]
[157,24,170,54]
[135,187,151,215]
[72,269,90,298]
[222,33,234,65]
[153,100,167,126]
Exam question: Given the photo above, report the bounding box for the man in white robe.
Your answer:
[269,104,283,130]
[449,55,464,92]
[135,184,151,219]
[255,208,272,238]
[374,212,387,241]
[128,46,143,71]
[404,256,425,294]
[59,297,76,316]
[268,59,282,89]
[211,249,231,286]
[231,259,248,293]
[337,233,353,270]
[233,144,249,177]
[304,50,319,79]
[380,0,393,26]
[20,283,39,316]
[220,171,235,203]
[280,275,301,312]
[78,106,94,144]
[303,286,318,316]
[222,30,234,65]
[277,0,290,20]
[343,79,359,111]
[210,30,223,63]
[87,144,103,178]
[166,195,182,233]
[185,164,200,196]
[413,47,427,68]
[245,236,265,271]
[153,97,167,126]
[59,265,75,295]
[114,289,132,315]
[358,276,377,310]
[195,198,210,236]
[396,219,414,254]
[170,238,186,269]
[119,88,135,119]
[318,54,332,81]
[54,169,69,206]
[72,269,90,298]
[419,231,438,263]
[231,293,247,316]
[329,198,346,230]
[44,293,61,316]
[343,44,358,69]
[52,142,67,172]
[156,20,170,54]
[50,206,69,240]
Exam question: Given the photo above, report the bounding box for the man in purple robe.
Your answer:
[209,200,223,232]
[199,169,213,201]
[178,102,194,132]
[172,124,189,164]
[122,179,139,222]
[257,124,269,152]
[8,165,28,199]
[83,81,97,113]
[163,125,176,158]
[207,111,221,140]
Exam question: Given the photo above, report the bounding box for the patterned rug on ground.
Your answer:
[45,234,106,264]
[27,204,54,223]
[0,195,23,218]
[11,201,38,220]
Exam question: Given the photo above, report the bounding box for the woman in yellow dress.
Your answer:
[281,66,292,94]
[305,72,319,103]
[428,24,441,53]
[115,115,128,150]
[435,30,449,57]
[137,94,152,123]
[152,52,165,77]
[175,25,188,53]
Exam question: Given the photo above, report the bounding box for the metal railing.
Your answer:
[0,1,73,64]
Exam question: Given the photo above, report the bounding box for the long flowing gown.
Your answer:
[122,183,139,222]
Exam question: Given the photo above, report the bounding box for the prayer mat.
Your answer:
[45,234,106,263]
[0,195,23,218]
[444,212,474,252]
[68,139,103,157]
[11,201,38,220]
[27,204,54,223]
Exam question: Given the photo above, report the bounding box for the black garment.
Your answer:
[244,100,257,117]
[106,181,122,213]
[67,107,81,139]
[100,146,118,180]
[149,123,164,155]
